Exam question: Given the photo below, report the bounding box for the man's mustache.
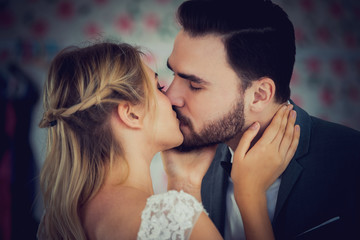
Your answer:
[173,107,192,128]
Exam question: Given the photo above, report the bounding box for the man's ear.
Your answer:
[249,77,276,113]
[116,102,144,129]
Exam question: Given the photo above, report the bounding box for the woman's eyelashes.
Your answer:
[155,72,166,93]
[157,83,165,93]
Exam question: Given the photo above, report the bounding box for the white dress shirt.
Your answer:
[224,148,281,240]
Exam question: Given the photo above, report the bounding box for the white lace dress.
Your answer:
[137,190,206,240]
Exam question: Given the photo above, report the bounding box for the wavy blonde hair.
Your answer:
[37,42,154,239]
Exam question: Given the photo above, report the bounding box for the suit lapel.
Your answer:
[273,101,311,221]
[201,143,230,237]
[274,159,303,220]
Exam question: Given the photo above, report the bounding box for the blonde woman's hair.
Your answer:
[37,42,154,240]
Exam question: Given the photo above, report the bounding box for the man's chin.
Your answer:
[174,141,218,152]
[174,144,196,152]
[179,124,191,135]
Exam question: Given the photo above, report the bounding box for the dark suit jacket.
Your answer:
[201,102,360,240]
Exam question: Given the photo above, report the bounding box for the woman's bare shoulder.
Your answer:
[82,186,150,240]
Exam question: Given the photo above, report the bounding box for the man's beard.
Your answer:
[174,98,245,152]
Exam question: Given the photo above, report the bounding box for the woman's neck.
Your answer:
[104,152,155,196]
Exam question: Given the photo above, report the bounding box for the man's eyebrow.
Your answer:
[166,59,208,85]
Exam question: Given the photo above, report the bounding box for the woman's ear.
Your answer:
[116,102,144,129]
[248,77,276,113]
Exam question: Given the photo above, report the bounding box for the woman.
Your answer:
[37,42,299,240]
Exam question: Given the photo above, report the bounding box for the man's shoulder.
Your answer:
[301,115,360,167]
[292,100,360,141]
[293,104,360,165]
[309,115,360,143]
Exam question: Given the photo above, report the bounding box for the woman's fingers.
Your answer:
[258,104,291,145]
[272,104,293,145]
[234,122,260,161]
[278,109,297,156]
[284,125,300,163]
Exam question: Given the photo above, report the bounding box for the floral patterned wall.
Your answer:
[0,0,359,239]
[282,0,360,130]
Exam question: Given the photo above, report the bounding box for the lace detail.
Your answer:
[137,190,206,240]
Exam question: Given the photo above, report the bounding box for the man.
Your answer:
[164,0,360,239]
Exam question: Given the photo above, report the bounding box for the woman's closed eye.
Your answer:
[157,83,165,93]
[155,72,165,93]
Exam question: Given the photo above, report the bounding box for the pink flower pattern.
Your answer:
[306,57,321,74]
[84,22,102,38]
[300,0,314,12]
[115,14,134,33]
[316,26,331,43]
[320,87,335,106]
[329,2,343,19]
[144,13,160,31]
[31,19,48,38]
[0,10,15,29]
[57,1,75,20]
[331,58,346,77]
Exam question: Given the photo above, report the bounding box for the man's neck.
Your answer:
[226,125,266,152]
[226,101,288,152]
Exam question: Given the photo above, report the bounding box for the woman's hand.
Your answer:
[232,104,300,199]
[231,104,300,240]
[161,145,217,202]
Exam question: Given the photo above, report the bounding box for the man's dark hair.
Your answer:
[177,0,296,103]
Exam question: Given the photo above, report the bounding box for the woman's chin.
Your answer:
[172,136,184,149]
[161,135,184,151]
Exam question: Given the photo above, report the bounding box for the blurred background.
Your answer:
[0,0,359,239]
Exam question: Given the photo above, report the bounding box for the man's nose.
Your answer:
[165,78,185,108]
